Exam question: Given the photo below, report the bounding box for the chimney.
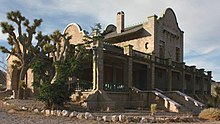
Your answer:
[117,11,125,33]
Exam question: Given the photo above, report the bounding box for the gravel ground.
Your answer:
[0,110,100,124]
[0,99,220,124]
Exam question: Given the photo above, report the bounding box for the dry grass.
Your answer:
[199,108,220,121]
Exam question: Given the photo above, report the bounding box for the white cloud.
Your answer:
[1,0,220,80]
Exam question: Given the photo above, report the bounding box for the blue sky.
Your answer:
[0,0,220,81]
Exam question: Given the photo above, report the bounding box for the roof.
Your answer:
[104,24,143,40]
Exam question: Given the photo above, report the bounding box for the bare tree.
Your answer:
[0,10,43,99]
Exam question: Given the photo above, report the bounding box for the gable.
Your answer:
[159,8,182,33]
[63,23,85,45]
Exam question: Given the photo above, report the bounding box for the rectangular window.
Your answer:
[176,47,180,62]
[159,41,165,58]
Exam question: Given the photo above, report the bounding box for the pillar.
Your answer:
[92,47,97,90]
[168,58,172,91]
[124,45,133,88]
[92,40,104,90]
[200,69,205,95]
[151,53,155,89]
[207,71,212,94]
[181,62,186,92]
[191,66,196,95]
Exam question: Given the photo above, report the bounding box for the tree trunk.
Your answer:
[17,65,29,99]
[51,65,58,84]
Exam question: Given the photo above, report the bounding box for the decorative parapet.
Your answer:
[155,57,168,65]
[132,50,151,60]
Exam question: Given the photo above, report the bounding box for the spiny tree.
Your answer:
[0,10,43,99]
[31,30,90,109]
[84,23,104,41]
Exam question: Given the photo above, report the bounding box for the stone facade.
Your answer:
[6,8,212,112]
[64,8,212,111]
[64,8,211,94]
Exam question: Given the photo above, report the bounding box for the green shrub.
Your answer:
[37,81,70,110]
[198,108,220,120]
[151,104,157,115]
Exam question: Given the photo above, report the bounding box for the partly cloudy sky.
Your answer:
[0,0,220,81]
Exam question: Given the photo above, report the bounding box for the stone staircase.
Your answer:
[153,88,204,114]
[130,87,182,113]
[70,88,204,113]
[165,91,204,114]
[71,90,115,111]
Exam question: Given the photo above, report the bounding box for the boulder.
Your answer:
[61,110,69,117]
[96,116,102,121]
[131,116,141,122]
[140,117,149,123]
[69,111,78,118]
[76,113,84,119]
[45,110,50,116]
[111,115,119,122]
[102,116,111,122]
[125,116,133,123]
[50,110,56,116]
[56,110,62,116]
[84,112,94,120]
[3,102,10,106]
[118,115,126,122]
[8,109,16,114]
[21,106,28,111]
[33,108,40,113]
[41,110,45,114]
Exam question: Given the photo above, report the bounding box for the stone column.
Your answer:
[191,66,196,95]
[200,69,205,95]
[181,62,186,92]
[92,40,104,90]
[124,45,133,88]
[92,47,97,90]
[207,71,212,94]
[168,58,172,91]
[150,53,155,89]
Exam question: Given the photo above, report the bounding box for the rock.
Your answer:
[3,102,10,106]
[125,116,132,123]
[56,110,62,116]
[84,112,94,120]
[118,115,126,122]
[131,116,141,122]
[45,110,50,116]
[156,117,165,123]
[149,116,157,123]
[61,110,69,117]
[41,110,45,114]
[33,108,40,113]
[173,116,180,122]
[50,110,56,116]
[69,111,78,118]
[8,109,16,114]
[97,116,102,121]
[111,115,118,122]
[102,116,111,122]
[141,116,152,123]
[76,113,84,119]
[21,107,28,111]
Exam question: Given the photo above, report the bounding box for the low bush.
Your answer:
[198,108,220,120]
